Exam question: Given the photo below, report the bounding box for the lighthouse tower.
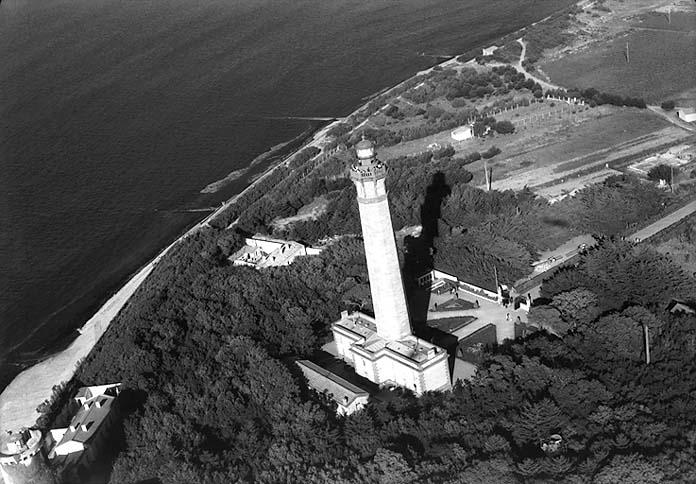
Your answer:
[351,138,411,341]
[0,429,55,484]
[331,139,451,395]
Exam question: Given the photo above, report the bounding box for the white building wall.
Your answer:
[338,395,369,416]
[353,353,377,382]
[421,358,451,392]
[334,333,355,363]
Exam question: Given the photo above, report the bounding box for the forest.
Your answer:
[67,227,696,483]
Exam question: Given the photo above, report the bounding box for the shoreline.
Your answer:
[0,1,583,431]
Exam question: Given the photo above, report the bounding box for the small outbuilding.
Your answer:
[451,125,473,141]
[677,108,696,123]
[482,45,499,56]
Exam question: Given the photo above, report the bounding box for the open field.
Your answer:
[485,124,691,193]
[540,12,696,103]
[477,107,676,186]
[374,100,685,195]
[377,99,599,162]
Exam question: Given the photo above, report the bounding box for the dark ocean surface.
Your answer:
[0,0,574,389]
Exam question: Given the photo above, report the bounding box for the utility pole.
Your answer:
[483,161,492,191]
[644,324,651,364]
[625,41,630,64]
[494,265,500,295]
[671,164,674,192]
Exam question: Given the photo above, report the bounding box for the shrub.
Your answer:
[457,152,482,165]
[661,100,675,111]
[433,145,455,160]
[482,146,501,159]
[493,120,515,134]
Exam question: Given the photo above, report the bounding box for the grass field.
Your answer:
[540,13,696,103]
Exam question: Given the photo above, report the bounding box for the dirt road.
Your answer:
[515,38,561,91]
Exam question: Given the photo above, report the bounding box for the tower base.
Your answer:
[331,311,451,395]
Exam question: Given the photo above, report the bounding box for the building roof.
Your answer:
[666,299,696,314]
[50,383,120,455]
[229,236,317,268]
[296,360,369,407]
[333,311,446,364]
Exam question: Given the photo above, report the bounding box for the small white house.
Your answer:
[482,45,499,56]
[677,108,696,123]
[451,125,473,141]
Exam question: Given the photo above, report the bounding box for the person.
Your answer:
[434,302,438,311]
[475,299,480,308]
[506,313,510,321]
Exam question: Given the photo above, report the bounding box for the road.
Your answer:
[515,38,561,91]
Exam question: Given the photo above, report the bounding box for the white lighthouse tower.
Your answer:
[351,139,411,341]
[331,139,451,395]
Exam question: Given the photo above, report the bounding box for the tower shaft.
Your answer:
[351,142,411,341]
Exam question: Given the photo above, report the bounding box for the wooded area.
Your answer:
[52,75,695,482]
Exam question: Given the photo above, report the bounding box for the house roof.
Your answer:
[666,299,696,314]
[52,383,121,452]
[296,360,368,408]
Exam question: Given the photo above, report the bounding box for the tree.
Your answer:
[472,120,488,137]
[578,310,644,362]
[358,448,417,484]
[661,100,675,111]
[511,399,568,447]
[494,120,515,134]
[550,288,600,330]
[528,305,564,335]
[647,164,676,185]
[594,454,664,483]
